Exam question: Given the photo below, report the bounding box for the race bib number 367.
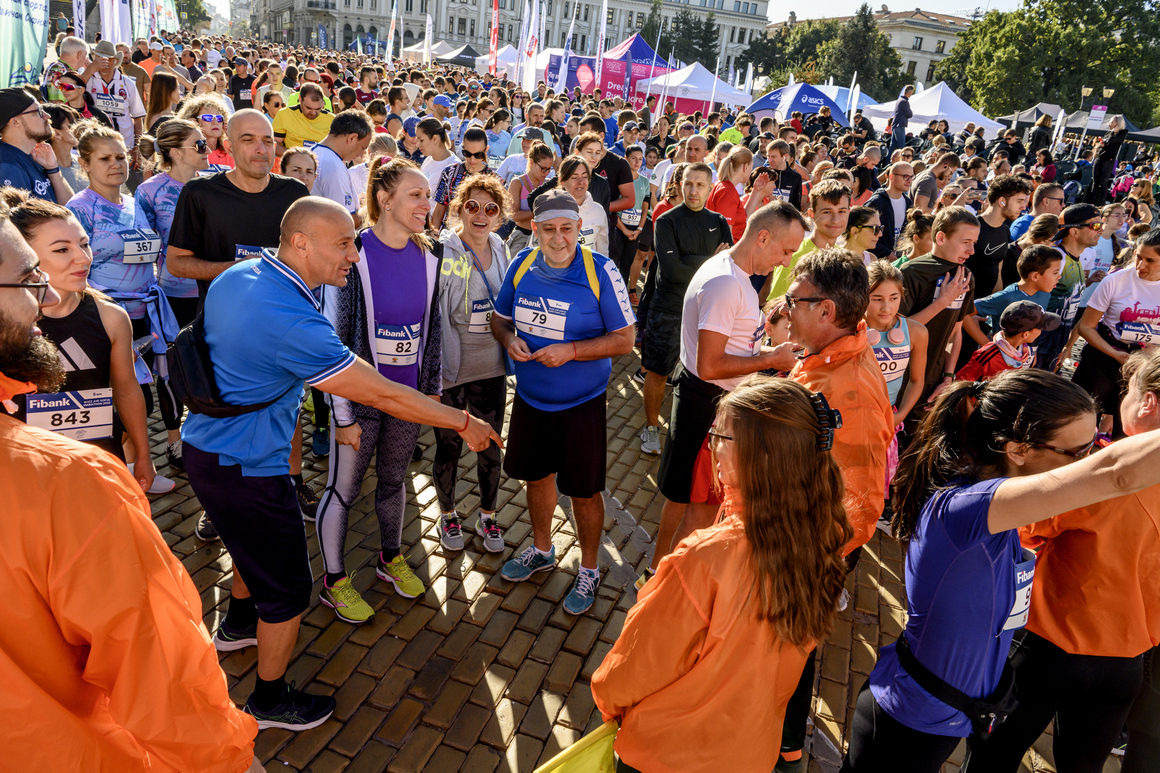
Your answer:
[514,295,569,340]
[26,388,114,440]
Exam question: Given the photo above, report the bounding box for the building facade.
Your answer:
[767,6,972,86]
[251,0,766,71]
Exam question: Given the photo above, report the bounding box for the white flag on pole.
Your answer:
[594,0,608,91]
[557,4,577,90]
[520,0,540,92]
[514,0,531,85]
[424,14,433,63]
[742,62,753,96]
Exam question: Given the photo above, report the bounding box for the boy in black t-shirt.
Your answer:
[899,206,981,425]
[228,58,257,111]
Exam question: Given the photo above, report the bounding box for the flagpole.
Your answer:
[594,0,608,93]
[707,55,720,117]
[644,26,661,106]
[557,3,577,91]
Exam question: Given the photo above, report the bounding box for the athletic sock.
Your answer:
[380,547,400,563]
[325,572,346,587]
[253,675,286,711]
[533,544,553,557]
[224,594,257,631]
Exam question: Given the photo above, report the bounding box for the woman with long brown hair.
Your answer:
[314,158,442,623]
[144,71,181,135]
[592,377,852,773]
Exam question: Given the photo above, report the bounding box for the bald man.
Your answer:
[182,197,501,731]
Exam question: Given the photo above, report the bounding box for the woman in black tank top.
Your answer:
[2,190,160,494]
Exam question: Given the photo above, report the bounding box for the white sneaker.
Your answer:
[639,425,661,455]
[127,463,177,494]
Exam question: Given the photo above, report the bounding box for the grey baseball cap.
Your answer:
[532,189,580,222]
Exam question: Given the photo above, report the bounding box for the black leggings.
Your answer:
[311,387,330,430]
[1071,326,1128,438]
[963,631,1144,773]
[636,253,658,337]
[841,682,962,773]
[1124,645,1160,773]
[433,375,506,513]
[154,296,199,432]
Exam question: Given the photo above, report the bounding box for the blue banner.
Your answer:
[319,24,327,48]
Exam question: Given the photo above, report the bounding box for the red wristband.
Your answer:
[572,341,578,360]
[458,409,471,433]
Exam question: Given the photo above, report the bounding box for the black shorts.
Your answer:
[184,443,313,623]
[503,392,607,498]
[657,368,725,503]
[640,309,683,376]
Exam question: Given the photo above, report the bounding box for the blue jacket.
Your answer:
[892,96,913,133]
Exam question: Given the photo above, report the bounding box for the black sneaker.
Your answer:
[167,440,184,471]
[632,368,646,384]
[243,681,336,731]
[296,482,319,521]
[195,513,219,542]
[411,443,424,463]
[212,618,257,651]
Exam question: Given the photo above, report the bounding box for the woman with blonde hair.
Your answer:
[433,173,513,554]
[1129,178,1154,225]
[592,377,852,772]
[314,159,443,623]
[177,94,233,170]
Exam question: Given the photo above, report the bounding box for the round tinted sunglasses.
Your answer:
[463,199,500,217]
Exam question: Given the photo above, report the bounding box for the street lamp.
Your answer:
[1103,87,1116,101]
[1079,85,1093,111]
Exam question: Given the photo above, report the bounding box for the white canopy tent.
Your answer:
[474,44,518,76]
[636,62,752,107]
[861,81,1005,138]
[400,39,455,63]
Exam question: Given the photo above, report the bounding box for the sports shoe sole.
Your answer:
[244,706,334,731]
[475,523,505,553]
[319,593,374,624]
[213,630,257,652]
[500,560,556,583]
[376,565,422,598]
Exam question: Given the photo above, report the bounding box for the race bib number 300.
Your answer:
[514,295,569,340]
[26,388,114,439]
[375,323,422,365]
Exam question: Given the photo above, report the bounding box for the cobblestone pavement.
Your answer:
[141,353,1121,773]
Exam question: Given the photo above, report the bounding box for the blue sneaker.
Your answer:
[312,428,330,458]
[501,545,556,582]
[563,568,599,615]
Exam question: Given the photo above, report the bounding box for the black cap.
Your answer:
[1000,300,1061,335]
[0,88,36,131]
[1056,203,1101,237]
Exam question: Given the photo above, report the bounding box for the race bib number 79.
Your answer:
[514,295,569,340]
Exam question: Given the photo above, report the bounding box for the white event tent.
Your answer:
[862,81,1005,137]
[400,39,456,63]
[474,44,519,76]
[635,62,751,107]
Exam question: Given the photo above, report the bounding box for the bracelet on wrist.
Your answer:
[458,409,471,433]
[572,341,578,360]
[942,372,955,380]
[43,167,60,176]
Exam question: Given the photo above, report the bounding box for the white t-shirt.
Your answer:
[680,252,765,391]
[312,144,358,214]
[889,193,907,242]
[652,158,672,194]
[349,162,370,207]
[87,71,146,148]
[421,154,460,191]
[1080,236,1118,306]
[1090,266,1160,344]
[496,155,527,184]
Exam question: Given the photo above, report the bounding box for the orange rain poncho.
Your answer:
[0,374,257,772]
[789,324,895,554]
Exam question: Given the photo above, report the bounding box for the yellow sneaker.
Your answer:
[319,573,375,624]
[376,554,425,598]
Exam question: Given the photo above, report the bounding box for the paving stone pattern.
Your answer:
[142,353,1119,773]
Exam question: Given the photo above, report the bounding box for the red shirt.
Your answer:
[956,341,1016,382]
[706,181,746,242]
[354,88,378,104]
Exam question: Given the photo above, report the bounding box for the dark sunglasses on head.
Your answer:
[463,199,500,216]
[199,113,225,123]
[461,149,488,160]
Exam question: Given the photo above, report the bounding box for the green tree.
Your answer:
[697,12,721,72]
[668,9,703,69]
[736,19,838,82]
[817,4,906,102]
[641,0,665,50]
[934,0,1160,126]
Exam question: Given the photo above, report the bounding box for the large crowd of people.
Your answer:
[2,23,1158,773]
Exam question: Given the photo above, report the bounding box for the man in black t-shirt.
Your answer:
[899,206,980,427]
[227,58,257,111]
[168,109,313,536]
[964,173,1032,298]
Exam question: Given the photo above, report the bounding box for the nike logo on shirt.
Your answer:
[984,244,1005,255]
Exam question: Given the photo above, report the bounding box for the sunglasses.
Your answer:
[181,139,210,154]
[461,149,488,160]
[1029,439,1096,459]
[857,224,885,235]
[463,199,500,217]
[199,113,225,123]
[784,293,828,309]
[57,82,83,93]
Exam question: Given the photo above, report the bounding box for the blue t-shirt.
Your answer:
[181,252,357,476]
[1008,214,1034,241]
[494,245,635,411]
[135,172,198,299]
[67,189,160,318]
[603,117,618,147]
[363,230,426,390]
[973,283,1050,333]
[870,478,1030,737]
[0,141,55,202]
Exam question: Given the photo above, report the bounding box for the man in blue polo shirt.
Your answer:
[491,189,636,614]
[182,198,500,733]
[0,89,74,203]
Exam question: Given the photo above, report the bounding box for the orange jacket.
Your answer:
[0,376,256,772]
[1020,484,1160,658]
[591,515,812,773]
[789,324,894,554]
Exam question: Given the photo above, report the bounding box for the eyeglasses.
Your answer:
[181,139,210,154]
[0,268,51,304]
[893,173,914,181]
[17,104,48,119]
[463,199,500,217]
[1043,196,1065,204]
[708,428,732,442]
[784,293,828,309]
[1029,439,1096,459]
[199,113,225,123]
[856,224,885,235]
[461,149,488,160]
[536,163,553,175]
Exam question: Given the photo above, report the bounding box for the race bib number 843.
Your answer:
[26,388,114,440]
